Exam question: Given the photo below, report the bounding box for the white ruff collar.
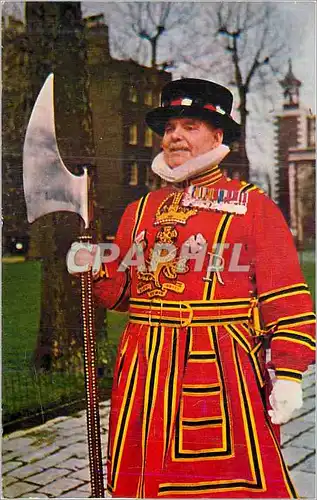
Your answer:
[151,144,230,183]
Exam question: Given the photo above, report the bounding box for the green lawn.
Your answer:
[2,260,126,421]
[2,261,42,373]
[2,257,315,422]
[300,260,315,303]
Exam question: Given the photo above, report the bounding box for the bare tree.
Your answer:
[103,2,193,69]
[174,2,296,180]
[1,1,25,23]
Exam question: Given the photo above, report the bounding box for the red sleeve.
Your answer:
[93,199,140,311]
[253,194,315,381]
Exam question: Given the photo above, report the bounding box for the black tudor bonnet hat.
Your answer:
[145,78,241,145]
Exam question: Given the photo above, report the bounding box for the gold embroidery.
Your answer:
[155,192,198,226]
[137,225,189,298]
[136,192,198,298]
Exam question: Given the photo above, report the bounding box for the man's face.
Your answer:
[162,117,223,168]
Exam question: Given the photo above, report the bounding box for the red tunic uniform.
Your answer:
[94,165,315,498]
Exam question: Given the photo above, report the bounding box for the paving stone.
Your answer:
[303,385,316,398]
[37,477,83,497]
[54,427,87,438]
[291,470,316,499]
[301,411,316,424]
[55,419,84,430]
[26,448,74,469]
[282,420,314,436]
[8,463,45,479]
[27,467,72,486]
[3,481,38,498]
[2,450,20,463]
[291,401,315,419]
[76,483,92,494]
[32,438,58,450]
[100,400,111,408]
[63,442,89,458]
[296,454,316,474]
[60,489,90,498]
[26,428,57,441]
[280,433,293,445]
[303,397,315,410]
[2,475,18,487]
[7,417,67,439]
[2,437,35,452]
[100,409,110,418]
[291,398,315,422]
[59,457,88,470]
[68,467,90,482]
[282,445,313,468]
[75,414,87,423]
[4,446,36,463]
[101,435,108,445]
[24,444,61,463]
[302,380,315,392]
[2,460,24,473]
[288,431,315,450]
[73,408,86,417]
[53,434,87,449]
[25,494,49,498]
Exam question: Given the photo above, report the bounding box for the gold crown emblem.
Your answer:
[154,192,198,226]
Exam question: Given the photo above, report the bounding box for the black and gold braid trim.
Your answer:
[182,418,223,427]
[275,369,302,381]
[239,183,255,194]
[129,314,250,326]
[272,330,315,349]
[259,284,309,303]
[131,194,149,243]
[188,353,216,360]
[130,298,251,308]
[183,385,220,394]
[267,313,316,330]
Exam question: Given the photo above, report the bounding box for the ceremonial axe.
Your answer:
[23,73,105,498]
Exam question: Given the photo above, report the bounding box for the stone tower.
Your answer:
[273,60,303,223]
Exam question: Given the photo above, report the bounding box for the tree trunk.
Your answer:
[25,2,104,372]
[237,89,250,181]
[151,36,158,68]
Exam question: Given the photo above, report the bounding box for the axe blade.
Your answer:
[23,73,89,228]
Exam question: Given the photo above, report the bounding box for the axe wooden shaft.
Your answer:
[22,73,104,496]
[80,237,105,498]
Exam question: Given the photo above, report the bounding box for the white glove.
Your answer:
[66,242,101,277]
[268,379,303,425]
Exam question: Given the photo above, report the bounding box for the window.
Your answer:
[129,124,138,145]
[129,162,138,186]
[145,166,152,187]
[144,128,153,147]
[307,117,316,147]
[144,90,153,106]
[128,87,138,103]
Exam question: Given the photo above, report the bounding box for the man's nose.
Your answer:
[170,125,184,140]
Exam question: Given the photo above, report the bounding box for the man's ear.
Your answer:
[214,129,224,147]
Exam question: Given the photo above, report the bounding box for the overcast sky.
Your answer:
[4,1,316,186]
[82,1,315,112]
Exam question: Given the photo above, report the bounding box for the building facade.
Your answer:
[273,60,315,246]
[288,115,315,248]
[85,16,170,236]
[2,7,170,251]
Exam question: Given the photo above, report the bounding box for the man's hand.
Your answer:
[268,379,303,425]
[66,242,101,277]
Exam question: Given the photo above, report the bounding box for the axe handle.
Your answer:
[80,265,105,497]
